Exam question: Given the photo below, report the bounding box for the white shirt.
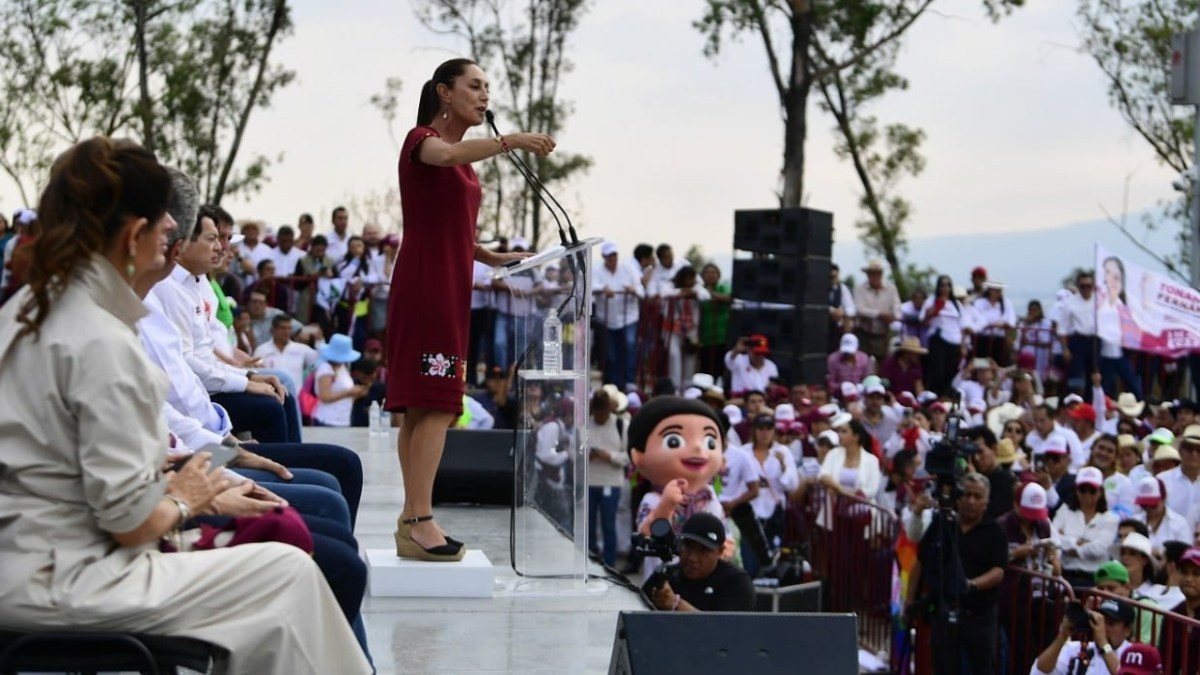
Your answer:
[1135,507,1193,551]
[238,241,274,283]
[724,352,779,394]
[1051,507,1119,573]
[1156,467,1200,529]
[495,271,538,317]
[593,262,644,329]
[586,414,629,487]
[1058,293,1098,337]
[156,266,248,394]
[269,246,305,278]
[745,443,800,520]
[832,283,856,317]
[719,446,761,504]
[471,261,495,310]
[649,259,689,296]
[140,288,233,438]
[920,297,964,345]
[313,362,354,427]
[253,340,318,393]
[1031,639,1129,675]
[973,296,1017,337]
[325,229,351,262]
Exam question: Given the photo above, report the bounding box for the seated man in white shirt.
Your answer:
[254,314,319,393]
[1031,598,1134,675]
[155,210,299,442]
[1133,476,1193,556]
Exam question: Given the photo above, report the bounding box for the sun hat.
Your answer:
[600,241,619,257]
[601,384,629,414]
[319,334,361,364]
[995,438,1017,464]
[723,404,744,426]
[1116,392,1145,418]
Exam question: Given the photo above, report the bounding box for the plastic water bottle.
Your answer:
[368,401,382,435]
[543,308,562,375]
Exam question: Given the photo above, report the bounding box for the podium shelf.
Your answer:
[517,369,586,381]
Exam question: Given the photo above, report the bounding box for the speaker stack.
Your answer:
[730,207,833,387]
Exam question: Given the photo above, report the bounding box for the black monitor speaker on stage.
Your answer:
[733,207,833,258]
[432,428,521,506]
[607,611,858,675]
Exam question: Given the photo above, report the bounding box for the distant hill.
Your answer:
[709,212,1185,309]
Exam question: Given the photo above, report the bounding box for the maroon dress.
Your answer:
[385,126,481,414]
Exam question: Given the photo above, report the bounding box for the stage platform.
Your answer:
[304,426,645,675]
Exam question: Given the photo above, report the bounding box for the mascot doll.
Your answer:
[629,396,731,574]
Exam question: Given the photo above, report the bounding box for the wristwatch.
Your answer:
[1100,644,1114,656]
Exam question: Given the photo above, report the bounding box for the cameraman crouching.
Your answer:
[643,513,756,612]
[1032,598,1134,674]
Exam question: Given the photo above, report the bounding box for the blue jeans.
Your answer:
[1066,334,1100,394]
[212,392,302,444]
[1101,353,1144,400]
[494,312,512,370]
[249,442,364,529]
[604,323,638,389]
[588,485,621,567]
[233,468,351,528]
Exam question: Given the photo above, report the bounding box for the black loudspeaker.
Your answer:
[768,351,827,388]
[733,208,833,258]
[431,428,520,506]
[607,611,858,675]
[732,257,831,306]
[730,306,829,355]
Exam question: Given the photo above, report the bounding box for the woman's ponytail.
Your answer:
[416,79,438,126]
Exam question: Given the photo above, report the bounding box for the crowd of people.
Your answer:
[6,146,1200,673]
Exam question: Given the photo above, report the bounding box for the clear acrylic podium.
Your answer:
[493,238,600,583]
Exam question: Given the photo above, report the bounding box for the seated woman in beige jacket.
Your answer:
[0,138,370,675]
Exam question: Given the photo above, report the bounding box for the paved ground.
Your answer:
[304,427,645,675]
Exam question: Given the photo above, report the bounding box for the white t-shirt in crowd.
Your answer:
[724,352,779,394]
[270,246,305,277]
[920,297,963,345]
[720,445,761,504]
[313,361,355,427]
[253,340,318,394]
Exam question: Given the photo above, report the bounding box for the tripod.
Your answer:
[925,486,967,675]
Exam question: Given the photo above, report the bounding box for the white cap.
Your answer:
[818,429,839,446]
[864,381,886,396]
[817,403,841,418]
[1017,483,1049,521]
[691,373,716,391]
[840,381,860,401]
[683,387,703,400]
[600,241,619,257]
[1135,476,1163,507]
[1076,466,1104,488]
[829,412,853,430]
[723,404,744,426]
[511,236,531,250]
[839,333,859,354]
[1119,532,1154,560]
[1040,435,1069,455]
[774,403,797,422]
[1063,393,1084,407]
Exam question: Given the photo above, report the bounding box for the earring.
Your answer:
[442,109,449,121]
[125,259,136,278]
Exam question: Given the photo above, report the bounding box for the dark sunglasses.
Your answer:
[1077,485,1100,495]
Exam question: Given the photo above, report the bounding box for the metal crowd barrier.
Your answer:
[1081,587,1200,675]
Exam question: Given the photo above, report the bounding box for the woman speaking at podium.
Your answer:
[387,57,554,561]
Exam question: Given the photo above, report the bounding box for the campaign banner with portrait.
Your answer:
[1095,245,1200,357]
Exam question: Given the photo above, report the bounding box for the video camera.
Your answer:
[923,395,978,508]
[631,518,682,594]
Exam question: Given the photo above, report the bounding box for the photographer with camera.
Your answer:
[723,334,779,397]
[909,473,1008,675]
[642,513,756,612]
[1032,598,1134,674]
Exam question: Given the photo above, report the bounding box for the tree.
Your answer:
[694,1,1022,288]
[0,0,295,207]
[412,0,593,247]
[816,26,925,296]
[1078,0,1195,276]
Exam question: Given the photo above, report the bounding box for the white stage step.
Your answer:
[366,548,494,598]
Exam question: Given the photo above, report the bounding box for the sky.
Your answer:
[0,0,1186,268]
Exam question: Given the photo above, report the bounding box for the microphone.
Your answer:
[486,110,577,248]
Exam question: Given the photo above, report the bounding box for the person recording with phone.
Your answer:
[1032,598,1134,674]
[723,334,779,397]
[643,513,755,612]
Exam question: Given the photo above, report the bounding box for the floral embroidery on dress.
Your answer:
[420,352,459,378]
